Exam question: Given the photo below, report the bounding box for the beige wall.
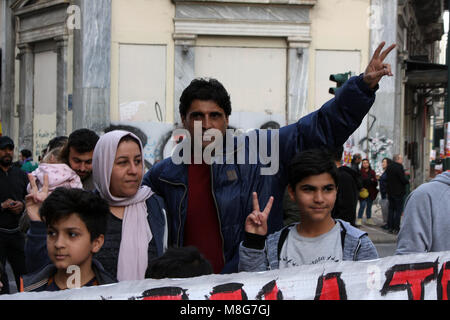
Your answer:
[110,0,372,122]
[195,36,287,128]
[308,0,371,111]
[110,0,175,122]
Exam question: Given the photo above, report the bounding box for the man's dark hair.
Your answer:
[351,153,361,163]
[287,149,339,189]
[39,187,109,241]
[179,78,232,118]
[145,246,213,279]
[332,146,344,162]
[60,129,99,162]
[20,149,33,159]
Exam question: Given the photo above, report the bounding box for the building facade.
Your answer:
[0,0,446,189]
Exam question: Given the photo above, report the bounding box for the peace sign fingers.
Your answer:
[252,191,260,213]
[246,193,274,236]
[262,196,274,216]
[364,41,396,89]
[379,43,396,62]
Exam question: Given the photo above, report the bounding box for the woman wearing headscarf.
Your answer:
[92,130,168,281]
[24,130,168,281]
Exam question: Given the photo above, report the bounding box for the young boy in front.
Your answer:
[20,187,116,292]
[239,149,378,272]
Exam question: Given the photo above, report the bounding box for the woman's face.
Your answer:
[362,160,370,169]
[109,140,143,198]
[382,159,388,169]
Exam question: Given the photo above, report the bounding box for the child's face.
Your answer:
[47,213,103,271]
[288,173,337,223]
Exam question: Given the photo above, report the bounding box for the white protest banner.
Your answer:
[2,251,450,300]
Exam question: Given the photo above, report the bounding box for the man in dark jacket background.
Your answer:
[332,146,362,226]
[386,154,409,234]
[0,136,28,294]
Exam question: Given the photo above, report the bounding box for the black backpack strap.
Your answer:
[336,219,347,251]
[277,224,295,261]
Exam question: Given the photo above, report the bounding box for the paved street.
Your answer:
[358,201,398,258]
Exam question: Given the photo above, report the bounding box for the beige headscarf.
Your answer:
[92,130,153,281]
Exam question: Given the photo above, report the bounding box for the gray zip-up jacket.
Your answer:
[239,219,378,272]
[395,171,450,254]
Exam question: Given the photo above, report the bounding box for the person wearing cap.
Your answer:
[0,136,29,294]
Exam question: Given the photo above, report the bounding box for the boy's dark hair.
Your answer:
[288,149,339,189]
[179,78,232,118]
[145,246,213,279]
[39,187,109,241]
[20,149,33,159]
[60,129,99,162]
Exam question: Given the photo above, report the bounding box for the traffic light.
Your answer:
[329,72,351,95]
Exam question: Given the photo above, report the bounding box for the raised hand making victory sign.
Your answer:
[363,41,396,89]
[245,192,274,236]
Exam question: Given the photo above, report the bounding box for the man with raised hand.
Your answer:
[144,42,395,274]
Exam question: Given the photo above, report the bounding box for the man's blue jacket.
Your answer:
[143,74,378,274]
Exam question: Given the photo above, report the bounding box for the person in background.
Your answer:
[395,171,450,254]
[351,153,362,173]
[331,146,362,226]
[59,129,99,191]
[356,159,378,226]
[0,136,28,294]
[386,154,409,234]
[19,149,38,173]
[379,157,392,230]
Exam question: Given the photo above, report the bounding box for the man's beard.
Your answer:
[0,156,12,167]
[77,171,91,181]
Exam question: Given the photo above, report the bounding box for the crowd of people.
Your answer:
[0,41,448,296]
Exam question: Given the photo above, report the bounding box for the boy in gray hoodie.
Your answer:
[395,171,450,255]
[239,149,378,272]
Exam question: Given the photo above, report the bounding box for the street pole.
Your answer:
[445,1,450,171]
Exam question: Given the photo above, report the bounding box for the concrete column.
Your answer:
[368,0,398,156]
[287,38,310,125]
[173,34,196,125]
[17,43,34,150]
[1,0,16,137]
[72,0,111,133]
[55,36,68,136]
